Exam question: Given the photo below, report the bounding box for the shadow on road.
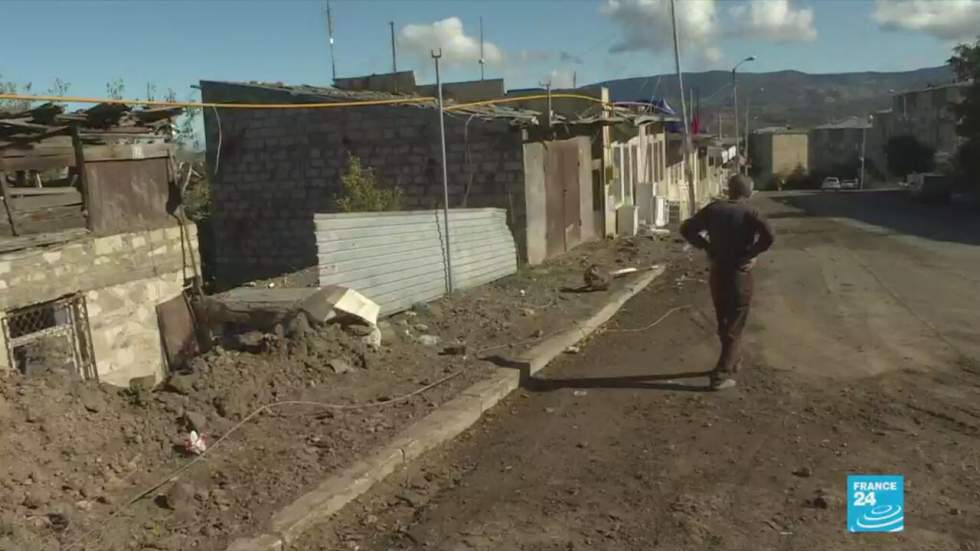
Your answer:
[524,371,713,393]
[767,190,980,246]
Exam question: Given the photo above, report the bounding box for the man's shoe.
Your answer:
[710,378,737,391]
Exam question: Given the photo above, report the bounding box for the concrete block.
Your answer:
[93,235,124,255]
[270,445,403,544]
[390,395,483,463]
[42,251,62,263]
[461,370,521,412]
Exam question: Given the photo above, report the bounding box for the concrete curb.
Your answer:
[225,265,665,551]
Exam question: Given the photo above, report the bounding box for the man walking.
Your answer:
[680,175,774,390]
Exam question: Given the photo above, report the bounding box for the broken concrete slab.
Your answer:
[199,287,337,333]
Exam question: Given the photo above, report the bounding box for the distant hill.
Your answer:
[593,66,954,130]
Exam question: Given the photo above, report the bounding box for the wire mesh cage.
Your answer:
[2,295,96,380]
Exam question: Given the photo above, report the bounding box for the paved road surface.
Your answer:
[296,190,980,551]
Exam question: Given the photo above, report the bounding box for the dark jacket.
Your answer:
[680,199,775,270]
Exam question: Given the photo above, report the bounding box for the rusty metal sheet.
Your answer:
[84,157,175,235]
[156,292,199,372]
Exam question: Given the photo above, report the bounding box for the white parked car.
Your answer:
[841,179,858,190]
[821,177,841,191]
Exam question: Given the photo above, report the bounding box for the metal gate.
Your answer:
[2,294,96,380]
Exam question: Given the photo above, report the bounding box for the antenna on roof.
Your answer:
[389,21,398,73]
[479,16,486,80]
[325,1,338,83]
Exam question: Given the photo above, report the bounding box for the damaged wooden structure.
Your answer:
[0,102,201,386]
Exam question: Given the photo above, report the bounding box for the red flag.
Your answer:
[690,114,701,135]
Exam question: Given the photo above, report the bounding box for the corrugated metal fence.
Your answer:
[315,208,517,315]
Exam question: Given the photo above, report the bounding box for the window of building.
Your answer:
[2,295,95,379]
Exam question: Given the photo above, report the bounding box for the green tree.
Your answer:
[885,135,935,178]
[335,154,402,212]
[949,39,980,186]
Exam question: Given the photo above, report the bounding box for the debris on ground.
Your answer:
[0,235,673,551]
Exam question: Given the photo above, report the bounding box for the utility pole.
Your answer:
[744,98,751,176]
[572,71,577,89]
[860,115,871,190]
[540,80,553,127]
[669,0,697,216]
[432,49,453,293]
[389,21,397,73]
[718,112,723,139]
[479,16,485,81]
[325,0,337,83]
[731,56,755,175]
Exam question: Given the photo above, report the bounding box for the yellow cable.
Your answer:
[445,93,609,111]
[0,93,437,109]
[0,91,613,111]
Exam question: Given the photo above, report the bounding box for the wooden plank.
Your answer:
[6,187,79,197]
[71,126,90,230]
[10,191,82,211]
[0,154,76,171]
[0,174,19,236]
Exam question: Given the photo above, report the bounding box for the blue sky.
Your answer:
[0,0,975,102]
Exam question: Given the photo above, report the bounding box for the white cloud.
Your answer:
[601,0,816,64]
[399,17,504,67]
[873,0,980,41]
[602,0,720,63]
[729,0,817,42]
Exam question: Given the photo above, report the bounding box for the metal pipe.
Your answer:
[432,49,453,293]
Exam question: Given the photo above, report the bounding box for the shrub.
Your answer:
[335,154,402,212]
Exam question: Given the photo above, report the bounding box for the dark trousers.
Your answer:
[709,265,754,379]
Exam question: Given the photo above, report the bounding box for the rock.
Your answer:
[441,344,467,356]
[234,330,269,352]
[165,373,198,396]
[414,323,430,332]
[417,335,441,347]
[329,359,354,374]
[812,495,829,509]
[24,406,42,424]
[565,345,581,354]
[75,500,94,512]
[792,466,813,478]
[378,321,399,344]
[22,488,49,509]
[520,307,536,317]
[285,313,311,339]
[78,388,105,413]
[530,329,544,339]
[411,302,432,316]
[360,326,382,349]
[128,375,156,392]
[344,323,375,337]
[397,490,428,508]
[158,482,194,513]
[184,411,208,433]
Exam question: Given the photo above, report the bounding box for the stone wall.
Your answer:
[0,224,199,386]
[201,82,528,286]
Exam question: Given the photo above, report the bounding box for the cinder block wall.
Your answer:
[202,83,526,284]
[200,82,528,287]
[0,225,199,386]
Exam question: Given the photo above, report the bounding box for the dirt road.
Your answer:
[295,190,980,551]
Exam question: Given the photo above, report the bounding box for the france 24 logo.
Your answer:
[847,475,904,533]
